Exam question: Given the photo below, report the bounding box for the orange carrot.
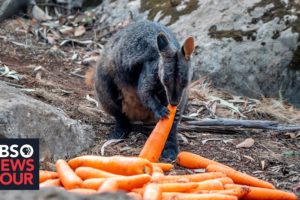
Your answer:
[131,186,146,195]
[152,172,226,183]
[190,180,224,192]
[75,167,122,180]
[139,105,177,162]
[69,188,97,195]
[56,159,83,190]
[206,164,275,189]
[151,173,188,183]
[39,170,58,183]
[152,163,174,172]
[82,178,106,190]
[68,155,153,175]
[177,151,229,169]
[127,192,143,200]
[98,179,118,192]
[162,193,238,200]
[40,178,61,188]
[196,188,250,198]
[153,166,164,174]
[215,177,234,185]
[224,184,298,200]
[159,182,198,192]
[143,184,162,200]
[111,174,151,191]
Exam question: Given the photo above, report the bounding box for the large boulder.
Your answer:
[95,0,300,107]
[0,81,95,160]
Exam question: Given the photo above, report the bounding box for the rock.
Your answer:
[0,0,87,21]
[0,188,132,200]
[0,0,32,21]
[0,81,95,160]
[95,0,300,107]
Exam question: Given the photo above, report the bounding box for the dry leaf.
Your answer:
[202,138,222,145]
[178,133,189,144]
[100,139,124,156]
[32,5,52,21]
[47,36,56,45]
[59,26,74,35]
[243,155,255,162]
[285,132,298,139]
[74,25,86,37]
[236,138,255,148]
[261,160,266,170]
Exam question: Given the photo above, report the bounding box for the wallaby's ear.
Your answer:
[157,33,169,52]
[182,36,195,60]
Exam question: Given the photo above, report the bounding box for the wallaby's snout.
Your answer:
[169,97,181,106]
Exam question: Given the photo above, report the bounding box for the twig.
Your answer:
[69,72,84,79]
[2,81,24,88]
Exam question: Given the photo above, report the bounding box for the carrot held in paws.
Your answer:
[206,164,275,189]
[139,105,177,162]
[68,155,153,175]
[39,170,58,183]
[56,159,83,190]
[177,151,229,169]
[224,184,298,200]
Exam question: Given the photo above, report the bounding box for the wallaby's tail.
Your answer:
[85,67,96,88]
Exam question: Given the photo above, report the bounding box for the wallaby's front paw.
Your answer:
[154,106,169,119]
[162,142,179,161]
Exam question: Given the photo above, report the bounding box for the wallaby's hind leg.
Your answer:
[161,109,180,161]
[162,94,188,161]
[94,70,131,139]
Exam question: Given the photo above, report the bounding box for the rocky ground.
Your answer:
[0,0,299,198]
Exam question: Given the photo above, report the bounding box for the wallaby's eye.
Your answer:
[178,78,188,87]
[163,76,170,84]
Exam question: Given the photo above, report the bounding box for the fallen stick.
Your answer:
[186,118,278,128]
[131,118,300,134]
[184,118,300,132]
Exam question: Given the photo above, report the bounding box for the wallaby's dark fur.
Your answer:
[0,0,31,21]
[94,20,195,160]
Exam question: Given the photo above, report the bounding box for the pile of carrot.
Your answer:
[39,105,298,200]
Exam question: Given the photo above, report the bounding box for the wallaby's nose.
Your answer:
[169,99,180,106]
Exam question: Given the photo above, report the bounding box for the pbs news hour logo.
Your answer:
[0,139,39,190]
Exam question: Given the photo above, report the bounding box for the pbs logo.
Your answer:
[20,145,34,158]
[0,144,34,158]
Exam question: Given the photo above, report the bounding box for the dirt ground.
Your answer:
[0,18,299,197]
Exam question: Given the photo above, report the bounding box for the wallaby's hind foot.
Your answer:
[109,116,132,139]
[162,140,179,161]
